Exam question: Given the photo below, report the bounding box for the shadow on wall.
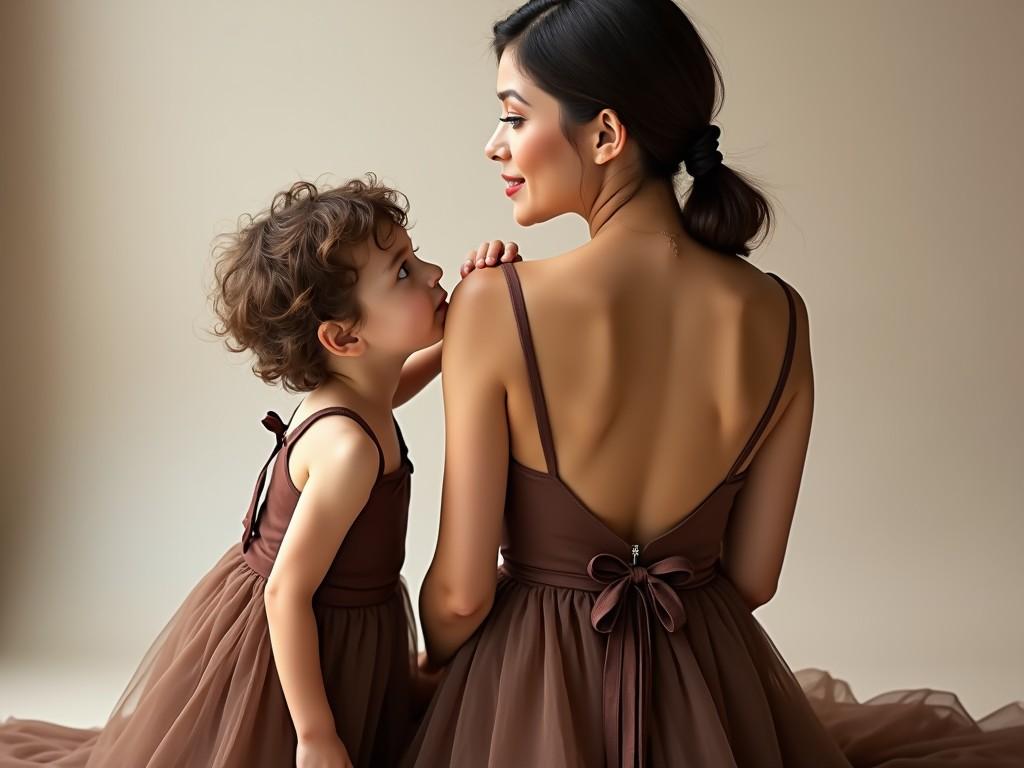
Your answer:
[0,2,61,646]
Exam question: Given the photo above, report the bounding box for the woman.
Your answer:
[405,1,1024,765]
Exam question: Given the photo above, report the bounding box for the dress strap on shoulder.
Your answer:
[500,262,559,476]
[286,407,386,480]
[393,415,413,474]
[726,273,798,480]
[242,406,385,552]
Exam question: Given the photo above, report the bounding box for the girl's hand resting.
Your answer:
[459,240,522,278]
[296,732,354,768]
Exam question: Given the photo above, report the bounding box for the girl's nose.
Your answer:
[427,262,443,285]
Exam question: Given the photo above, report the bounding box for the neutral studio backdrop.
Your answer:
[1,0,1021,725]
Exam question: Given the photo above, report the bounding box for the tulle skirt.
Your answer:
[0,546,417,768]
[403,569,1024,767]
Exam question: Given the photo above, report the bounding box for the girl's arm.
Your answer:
[264,418,379,752]
[393,241,521,409]
[418,269,513,665]
[393,341,443,408]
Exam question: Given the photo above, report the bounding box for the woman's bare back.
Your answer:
[498,229,810,545]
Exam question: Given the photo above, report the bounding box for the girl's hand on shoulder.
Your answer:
[459,240,521,279]
[296,732,353,768]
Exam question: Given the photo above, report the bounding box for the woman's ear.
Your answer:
[318,320,365,358]
[590,108,627,166]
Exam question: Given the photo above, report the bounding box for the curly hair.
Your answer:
[211,175,410,392]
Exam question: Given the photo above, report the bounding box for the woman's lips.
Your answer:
[502,175,525,198]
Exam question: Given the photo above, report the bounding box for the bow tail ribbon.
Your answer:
[240,411,287,553]
[601,586,655,768]
[589,554,693,768]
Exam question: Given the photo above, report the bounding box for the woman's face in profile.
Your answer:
[483,48,586,226]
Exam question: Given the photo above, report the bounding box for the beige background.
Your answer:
[1,0,1021,726]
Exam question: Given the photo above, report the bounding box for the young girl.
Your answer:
[0,176,518,768]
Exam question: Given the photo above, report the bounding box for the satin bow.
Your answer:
[240,411,288,552]
[588,551,697,768]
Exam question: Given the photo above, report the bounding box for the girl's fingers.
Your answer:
[485,239,504,264]
[501,242,519,262]
[465,241,520,273]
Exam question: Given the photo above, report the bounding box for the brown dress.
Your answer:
[402,262,1024,767]
[0,406,417,767]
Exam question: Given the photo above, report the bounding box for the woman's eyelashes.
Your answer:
[499,115,525,129]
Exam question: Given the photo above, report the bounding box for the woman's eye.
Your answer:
[499,115,525,129]
[397,262,409,280]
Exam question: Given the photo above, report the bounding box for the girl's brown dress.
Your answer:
[0,406,417,767]
[402,262,1024,767]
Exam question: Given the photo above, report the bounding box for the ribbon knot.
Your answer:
[261,410,287,443]
[587,551,697,768]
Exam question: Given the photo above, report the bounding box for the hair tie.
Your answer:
[683,125,723,179]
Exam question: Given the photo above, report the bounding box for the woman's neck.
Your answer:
[586,176,684,240]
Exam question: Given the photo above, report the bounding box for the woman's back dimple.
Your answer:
[500,249,798,544]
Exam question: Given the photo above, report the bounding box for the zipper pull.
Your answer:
[631,544,640,565]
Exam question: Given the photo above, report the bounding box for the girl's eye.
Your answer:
[397,262,409,280]
[499,115,525,129]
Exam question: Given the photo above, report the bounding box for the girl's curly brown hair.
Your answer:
[211,174,409,392]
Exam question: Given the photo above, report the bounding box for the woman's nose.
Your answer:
[484,126,508,162]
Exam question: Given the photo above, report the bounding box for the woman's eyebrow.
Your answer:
[497,89,531,107]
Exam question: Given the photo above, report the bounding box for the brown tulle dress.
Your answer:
[0,406,418,767]
[402,262,1024,767]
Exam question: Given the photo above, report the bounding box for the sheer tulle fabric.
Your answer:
[404,570,1024,767]
[0,547,417,767]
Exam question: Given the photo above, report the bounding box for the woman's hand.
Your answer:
[411,650,446,717]
[459,240,521,278]
[296,732,353,768]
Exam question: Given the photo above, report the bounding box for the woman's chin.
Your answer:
[512,204,537,227]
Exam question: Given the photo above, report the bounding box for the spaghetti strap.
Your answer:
[286,407,386,479]
[726,272,798,480]
[393,415,413,473]
[242,406,385,551]
[501,262,559,476]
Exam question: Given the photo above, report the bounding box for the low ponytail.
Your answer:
[494,0,775,258]
[679,159,774,258]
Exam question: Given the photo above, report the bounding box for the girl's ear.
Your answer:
[318,320,365,358]
[590,108,627,166]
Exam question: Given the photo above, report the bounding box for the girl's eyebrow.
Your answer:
[497,89,531,107]
[387,245,409,271]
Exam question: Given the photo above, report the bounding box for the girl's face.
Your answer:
[483,48,585,226]
[353,225,447,355]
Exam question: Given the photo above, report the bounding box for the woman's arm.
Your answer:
[264,419,379,746]
[392,241,521,409]
[418,269,514,665]
[721,285,814,611]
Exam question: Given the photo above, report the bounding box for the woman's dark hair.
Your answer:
[210,175,409,392]
[493,0,772,257]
